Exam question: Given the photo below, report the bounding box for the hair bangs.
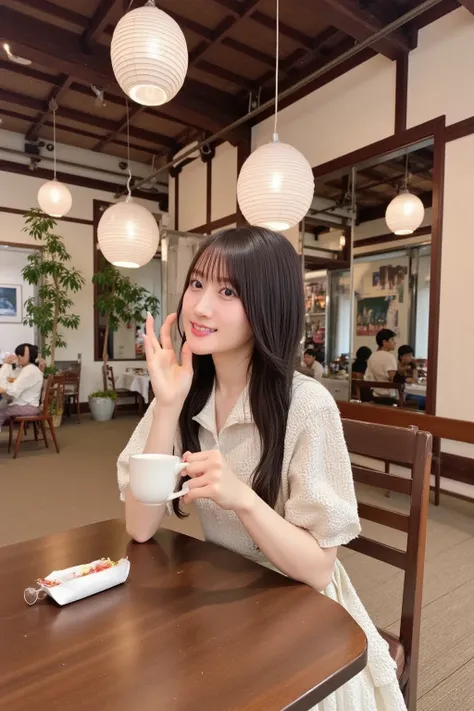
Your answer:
[189,239,240,293]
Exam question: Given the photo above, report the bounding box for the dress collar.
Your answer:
[192,380,253,436]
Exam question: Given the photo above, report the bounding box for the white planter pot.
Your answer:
[52,413,63,428]
[89,397,115,422]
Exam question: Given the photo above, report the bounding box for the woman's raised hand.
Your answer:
[144,313,193,410]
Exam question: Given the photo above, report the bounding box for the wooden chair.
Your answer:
[342,419,432,711]
[8,375,61,459]
[64,369,81,424]
[102,364,139,418]
[355,380,405,407]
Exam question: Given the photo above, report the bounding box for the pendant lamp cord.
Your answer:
[404,151,409,191]
[273,0,280,141]
[49,98,58,180]
[126,98,132,201]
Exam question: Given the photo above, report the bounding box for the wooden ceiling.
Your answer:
[0,0,461,169]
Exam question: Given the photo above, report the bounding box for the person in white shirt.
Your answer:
[0,343,44,429]
[303,348,324,381]
[117,228,406,711]
[365,329,398,404]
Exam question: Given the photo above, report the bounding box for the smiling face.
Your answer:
[181,254,254,358]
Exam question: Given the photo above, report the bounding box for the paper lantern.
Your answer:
[111,1,188,106]
[98,200,160,268]
[37,180,72,218]
[237,140,314,231]
[385,191,425,235]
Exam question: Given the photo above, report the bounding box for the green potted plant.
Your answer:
[88,389,118,422]
[90,263,159,421]
[22,209,85,367]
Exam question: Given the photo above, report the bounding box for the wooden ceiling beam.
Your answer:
[188,0,263,88]
[252,10,314,48]
[0,107,160,157]
[0,88,177,149]
[0,61,195,132]
[26,76,73,142]
[12,0,87,26]
[255,27,343,90]
[301,0,412,61]
[210,0,315,48]
[0,6,244,139]
[222,38,275,67]
[82,0,124,48]
[94,105,149,153]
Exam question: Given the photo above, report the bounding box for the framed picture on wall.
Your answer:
[0,284,22,323]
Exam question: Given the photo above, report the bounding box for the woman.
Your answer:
[352,346,372,378]
[0,344,43,429]
[117,228,405,711]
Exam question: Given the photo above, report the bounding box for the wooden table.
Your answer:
[0,520,367,711]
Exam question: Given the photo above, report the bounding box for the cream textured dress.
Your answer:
[117,372,406,711]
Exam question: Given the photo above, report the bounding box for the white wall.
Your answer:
[253,55,396,163]
[406,7,474,469]
[407,7,474,128]
[0,169,159,402]
[177,158,206,231]
[0,247,36,347]
[211,143,237,221]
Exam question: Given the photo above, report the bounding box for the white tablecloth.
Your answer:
[115,373,151,403]
[405,383,427,396]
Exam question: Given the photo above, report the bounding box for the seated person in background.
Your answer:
[352,346,372,379]
[365,329,398,406]
[303,348,324,381]
[395,345,418,384]
[0,344,43,430]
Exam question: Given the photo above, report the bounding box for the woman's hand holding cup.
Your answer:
[144,313,193,411]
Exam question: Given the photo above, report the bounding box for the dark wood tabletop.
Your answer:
[0,520,367,711]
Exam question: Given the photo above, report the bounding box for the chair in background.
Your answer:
[8,375,61,459]
[64,369,81,424]
[355,380,405,407]
[102,365,139,418]
[342,419,432,710]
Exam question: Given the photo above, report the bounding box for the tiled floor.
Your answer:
[1,414,473,709]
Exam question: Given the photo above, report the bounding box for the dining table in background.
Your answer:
[115,372,151,404]
[0,520,367,711]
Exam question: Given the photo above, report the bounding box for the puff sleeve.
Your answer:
[284,390,361,548]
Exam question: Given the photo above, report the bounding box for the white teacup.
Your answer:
[129,454,188,506]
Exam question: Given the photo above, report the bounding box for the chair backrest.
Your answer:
[102,364,116,391]
[355,380,404,406]
[342,419,432,693]
[50,373,66,412]
[64,369,80,391]
[40,375,54,416]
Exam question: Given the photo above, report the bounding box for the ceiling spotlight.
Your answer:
[91,85,107,108]
[3,43,32,66]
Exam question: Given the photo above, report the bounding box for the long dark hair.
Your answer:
[173,227,304,517]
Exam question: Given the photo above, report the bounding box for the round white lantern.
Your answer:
[98,200,160,268]
[111,1,188,106]
[237,139,314,231]
[37,180,72,217]
[385,190,425,235]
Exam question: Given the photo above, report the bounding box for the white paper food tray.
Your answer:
[37,558,130,606]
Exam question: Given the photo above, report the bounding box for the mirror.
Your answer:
[302,137,434,413]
